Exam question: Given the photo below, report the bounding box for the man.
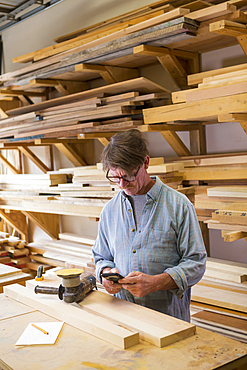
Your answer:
[92,129,207,322]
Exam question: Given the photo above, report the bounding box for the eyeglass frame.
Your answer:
[106,165,142,184]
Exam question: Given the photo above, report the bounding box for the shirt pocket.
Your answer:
[144,228,179,274]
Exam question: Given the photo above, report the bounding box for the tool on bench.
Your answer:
[35,265,44,281]
[34,268,97,303]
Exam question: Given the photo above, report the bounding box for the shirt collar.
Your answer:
[147,176,163,202]
[120,176,163,202]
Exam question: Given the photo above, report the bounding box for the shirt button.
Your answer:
[131,228,135,232]
[128,209,131,212]
[133,250,136,253]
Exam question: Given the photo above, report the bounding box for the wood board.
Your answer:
[191,284,247,313]
[78,290,196,348]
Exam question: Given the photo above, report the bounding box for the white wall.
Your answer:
[1,0,247,262]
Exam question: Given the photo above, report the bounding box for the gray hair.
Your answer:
[101,129,149,174]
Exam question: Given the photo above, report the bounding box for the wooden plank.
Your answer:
[205,268,247,283]
[191,284,247,313]
[195,198,247,212]
[222,230,247,242]
[184,82,247,103]
[215,210,247,225]
[207,257,247,275]
[206,219,247,232]
[78,290,196,348]
[14,122,101,139]
[187,2,237,21]
[4,284,139,349]
[180,153,247,167]
[181,167,247,181]
[143,92,247,123]
[192,310,247,334]
[125,8,190,34]
[187,62,247,86]
[0,264,24,278]
[38,12,191,63]
[181,0,212,12]
[58,233,95,245]
[207,186,247,198]
[209,19,247,38]
[54,2,174,42]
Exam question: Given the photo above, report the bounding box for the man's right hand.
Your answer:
[101,267,122,295]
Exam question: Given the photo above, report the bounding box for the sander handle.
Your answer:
[34,285,63,296]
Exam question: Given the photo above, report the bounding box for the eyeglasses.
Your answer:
[106,166,141,184]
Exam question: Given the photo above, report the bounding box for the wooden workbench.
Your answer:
[0,294,247,370]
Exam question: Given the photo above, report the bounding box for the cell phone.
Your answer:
[101,272,124,283]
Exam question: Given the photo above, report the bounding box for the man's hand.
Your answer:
[101,267,122,295]
[119,271,178,297]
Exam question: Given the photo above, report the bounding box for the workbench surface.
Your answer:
[0,294,247,370]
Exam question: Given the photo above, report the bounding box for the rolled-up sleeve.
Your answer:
[165,202,207,299]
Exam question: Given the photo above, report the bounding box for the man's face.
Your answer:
[109,165,145,196]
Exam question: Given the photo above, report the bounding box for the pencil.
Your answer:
[31,323,49,335]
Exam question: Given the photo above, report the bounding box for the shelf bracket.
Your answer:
[133,44,199,89]
[0,210,28,241]
[22,211,59,240]
[75,63,138,84]
[54,142,87,166]
[0,151,21,174]
[18,145,53,173]
[160,130,192,156]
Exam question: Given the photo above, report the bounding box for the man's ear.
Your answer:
[144,156,150,169]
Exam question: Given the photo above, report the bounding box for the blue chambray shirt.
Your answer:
[92,177,207,322]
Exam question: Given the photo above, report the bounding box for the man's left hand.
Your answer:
[119,271,178,297]
[119,271,156,297]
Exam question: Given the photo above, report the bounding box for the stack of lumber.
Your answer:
[2,0,247,95]
[0,173,68,190]
[0,91,170,141]
[191,305,247,343]
[171,152,247,183]
[0,78,171,143]
[144,60,247,127]
[197,185,247,242]
[191,278,247,342]
[0,234,31,270]
[0,3,202,88]
[27,232,95,274]
[2,0,246,91]
[191,256,247,343]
